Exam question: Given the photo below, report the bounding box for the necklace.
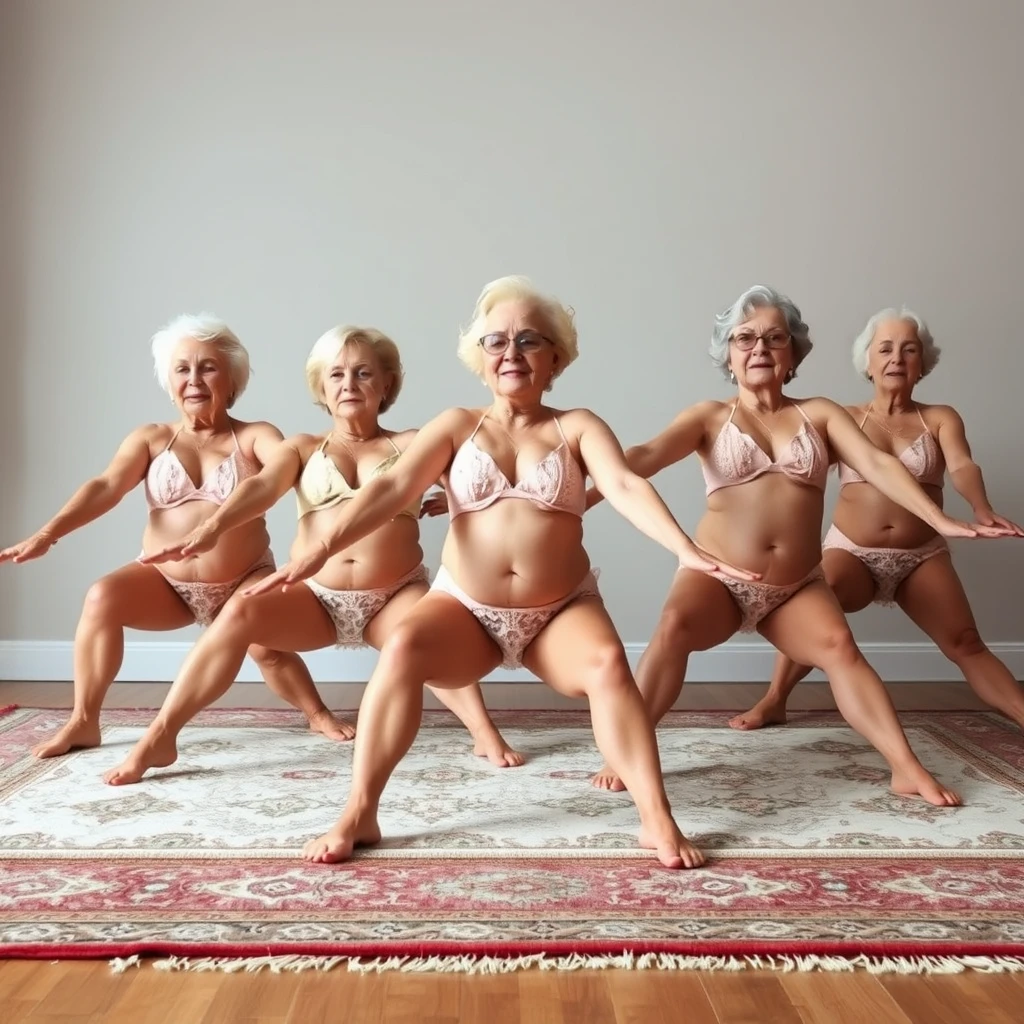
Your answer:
[182,425,230,450]
[866,402,917,440]
[740,401,788,440]
[331,426,383,460]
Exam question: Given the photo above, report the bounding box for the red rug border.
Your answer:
[3,937,1024,963]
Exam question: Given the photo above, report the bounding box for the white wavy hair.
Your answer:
[851,306,941,380]
[151,313,250,407]
[709,285,813,380]
[456,275,579,386]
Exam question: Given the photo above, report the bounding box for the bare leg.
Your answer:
[364,584,522,767]
[524,597,704,868]
[303,594,503,863]
[898,554,1024,730]
[758,580,960,806]
[729,550,875,731]
[104,579,337,784]
[593,570,739,790]
[32,562,194,758]
[248,645,355,741]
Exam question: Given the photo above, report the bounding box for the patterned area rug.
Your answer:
[1,705,1023,969]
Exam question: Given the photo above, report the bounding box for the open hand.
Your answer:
[932,513,1011,539]
[975,508,1024,537]
[0,530,58,565]
[678,542,762,581]
[242,542,330,598]
[139,521,221,564]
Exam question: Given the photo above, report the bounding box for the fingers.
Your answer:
[718,561,763,581]
[242,569,291,598]
[138,545,186,565]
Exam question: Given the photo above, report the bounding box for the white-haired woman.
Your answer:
[731,308,1024,731]
[0,314,349,758]
[103,325,519,784]
[586,286,1010,801]
[246,276,761,870]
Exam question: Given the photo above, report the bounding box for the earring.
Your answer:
[784,369,796,384]
[729,370,736,383]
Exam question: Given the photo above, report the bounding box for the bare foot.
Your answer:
[638,821,706,869]
[727,696,788,731]
[308,708,356,742]
[472,726,525,767]
[103,726,178,786]
[302,808,383,864]
[591,763,627,792]
[32,717,102,758]
[890,765,962,807]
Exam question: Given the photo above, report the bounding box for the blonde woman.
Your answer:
[0,314,348,757]
[249,276,760,869]
[104,325,518,784]
[732,307,1024,731]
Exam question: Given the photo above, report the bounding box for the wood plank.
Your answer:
[699,971,804,1024]
[880,973,1020,1024]
[779,972,913,1024]
[607,969,719,1024]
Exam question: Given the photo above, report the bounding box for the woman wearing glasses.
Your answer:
[586,285,1006,801]
[248,275,759,869]
[731,307,1024,732]
[102,324,519,784]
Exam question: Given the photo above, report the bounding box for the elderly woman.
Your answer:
[246,275,761,870]
[0,314,349,757]
[586,286,1010,800]
[730,307,1024,731]
[102,325,519,785]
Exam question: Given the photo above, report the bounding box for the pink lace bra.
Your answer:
[145,429,259,510]
[445,415,586,520]
[839,406,944,488]
[701,402,829,496]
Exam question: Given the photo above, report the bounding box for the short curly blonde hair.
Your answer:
[456,276,579,385]
[304,326,404,413]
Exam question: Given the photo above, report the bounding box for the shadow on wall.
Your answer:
[0,8,27,637]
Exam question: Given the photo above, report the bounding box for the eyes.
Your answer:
[173,361,219,375]
[329,369,374,380]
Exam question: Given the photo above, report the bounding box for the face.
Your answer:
[479,299,559,396]
[727,306,794,388]
[169,337,234,415]
[867,318,923,387]
[321,341,392,418]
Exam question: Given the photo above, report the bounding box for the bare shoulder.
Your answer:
[286,431,327,458]
[797,395,846,419]
[233,418,285,441]
[130,422,175,452]
[917,401,960,425]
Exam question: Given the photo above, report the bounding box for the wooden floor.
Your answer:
[0,680,1020,1022]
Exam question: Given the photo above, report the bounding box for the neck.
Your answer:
[871,386,915,415]
[332,413,381,441]
[489,395,544,427]
[738,384,786,413]
[181,411,231,434]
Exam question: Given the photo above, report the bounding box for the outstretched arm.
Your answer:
[937,407,1024,535]
[244,409,461,595]
[0,426,152,564]
[578,411,758,580]
[585,402,713,510]
[823,401,1009,538]
[141,434,303,563]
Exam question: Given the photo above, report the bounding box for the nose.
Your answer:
[751,337,770,354]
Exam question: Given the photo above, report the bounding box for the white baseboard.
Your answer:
[1,639,1021,684]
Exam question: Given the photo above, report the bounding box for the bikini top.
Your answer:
[296,434,421,519]
[701,402,830,496]
[445,414,586,520]
[145,429,259,511]
[839,406,945,488]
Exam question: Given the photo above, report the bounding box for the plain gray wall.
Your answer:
[2,0,1022,658]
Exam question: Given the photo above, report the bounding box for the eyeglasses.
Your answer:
[478,330,553,356]
[730,331,791,351]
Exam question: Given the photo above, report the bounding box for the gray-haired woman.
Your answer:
[0,314,349,757]
[732,307,1024,732]
[587,286,1009,801]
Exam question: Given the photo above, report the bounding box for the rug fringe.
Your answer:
[109,952,1024,976]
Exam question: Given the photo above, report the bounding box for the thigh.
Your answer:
[378,591,503,685]
[655,568,742,651]
[362,580,429,651]
[895,552,978,645]
[822,548,876,613]
[522,596,631,699]
[757,580,857,667]
[88,561,195,631]
[216,581,338,653]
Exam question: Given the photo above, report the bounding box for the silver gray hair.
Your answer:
[151,313,251,407]
[851,307,941,380]
[709,285,813,380]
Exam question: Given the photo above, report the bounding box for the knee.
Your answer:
[81,576,123,621]
[814,625,862,669]
[579,641,634,696]
[378,620,432,680]
[215,594,260,638]
[652,605,698,652]
[248,643,285,670]
[943,626,987,662]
